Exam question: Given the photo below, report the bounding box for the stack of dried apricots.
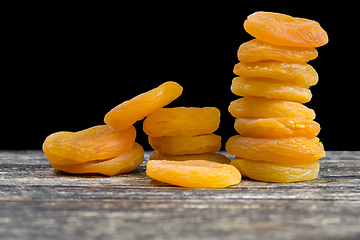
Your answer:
[43,11,328,187]
[226,11,328,182]
[144,107,241,188]
[144,107,229,163]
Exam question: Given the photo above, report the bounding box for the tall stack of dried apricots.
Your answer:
[43,81,183,176]
[226,11,328,182]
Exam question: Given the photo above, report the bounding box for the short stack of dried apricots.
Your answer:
[144,107,241,188]
[226,11,328,182]
[144,107,230,164]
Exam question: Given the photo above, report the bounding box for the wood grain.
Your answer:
[0,151,360,240]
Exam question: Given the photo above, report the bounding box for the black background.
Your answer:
[3,2,359,151]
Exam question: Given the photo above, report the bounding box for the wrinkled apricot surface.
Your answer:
[146,160,241,188]
[231,157,319,182]
[43,125,136,164]
[149,150,231,164]
[233,61,318,88]
[143,107,220,137]
[104,81,183,131]
[226,135,325,164]
[244,11,328,47]
[238,39,318,63]
[228,96,315,119]
[148,134,221,156]
[231,77,312,103]
[48,143,144,176]
[234,118,320,139]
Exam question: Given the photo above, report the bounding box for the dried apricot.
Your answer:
[143,107,220,137]
[234,118,320,139]
[104,81,183,131]
[231,77,312,103]
[226,135,325,164]
[244,12,328,47]
[228,96,315,119]
[43,125,136,164]
[149,150,231,164]
[230,157,319,183]
[48,143,144,176]
[148,134,221,156]
[146,160,241,188]
[238,39,318,63]
[233,61,318,88]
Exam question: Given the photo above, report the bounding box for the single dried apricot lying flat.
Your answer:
[48,143,144,176]
[149,150,231,164]
[233,61,318,88]
[104,81,183,131]
[228,96,315,120]
[143,107,220,137]
[231,157,319,183]
[238,39,318,63]
[244,11,328,47]
[43,125,136,165]
[231,77,312,103]
[146,160,241,188]
[148,134,221,156]
[226,135,325,164]
[234,118,320,139]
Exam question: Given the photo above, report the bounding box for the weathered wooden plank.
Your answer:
[0,151,360,240]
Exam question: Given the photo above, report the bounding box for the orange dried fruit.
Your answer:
[234,118,320,139]
[226,135,325,164]
[228,96,315,119]
[104,81,183,131]
[148,134,221,156]
[231,77,312,103]
[230,157,319,183]
[143,107,220,137]
[48,143,144,176]
[238,39,318,63]
[244,11,328,47]
[146,160,241,188]
[149,150,231,164]
[43,125,136,165]
[233,61,318,88]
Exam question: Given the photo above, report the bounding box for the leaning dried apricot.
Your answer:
[231,77,312,103]
[148,134,221,156]
[143,107,220,137]
[226,135,325,164]
[146,160,241,188]
[244,11,328,47]
[233,61,318,88]
[104,81,183,131]
[234,118,320,139]
[43,125,136,164]
[238,39,318,63]
[149,150,231,164]
[48,143,144,176]
[231,157,319,183]
[228,96,315,119]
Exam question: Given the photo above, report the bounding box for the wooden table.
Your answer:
[0,151,359,240]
